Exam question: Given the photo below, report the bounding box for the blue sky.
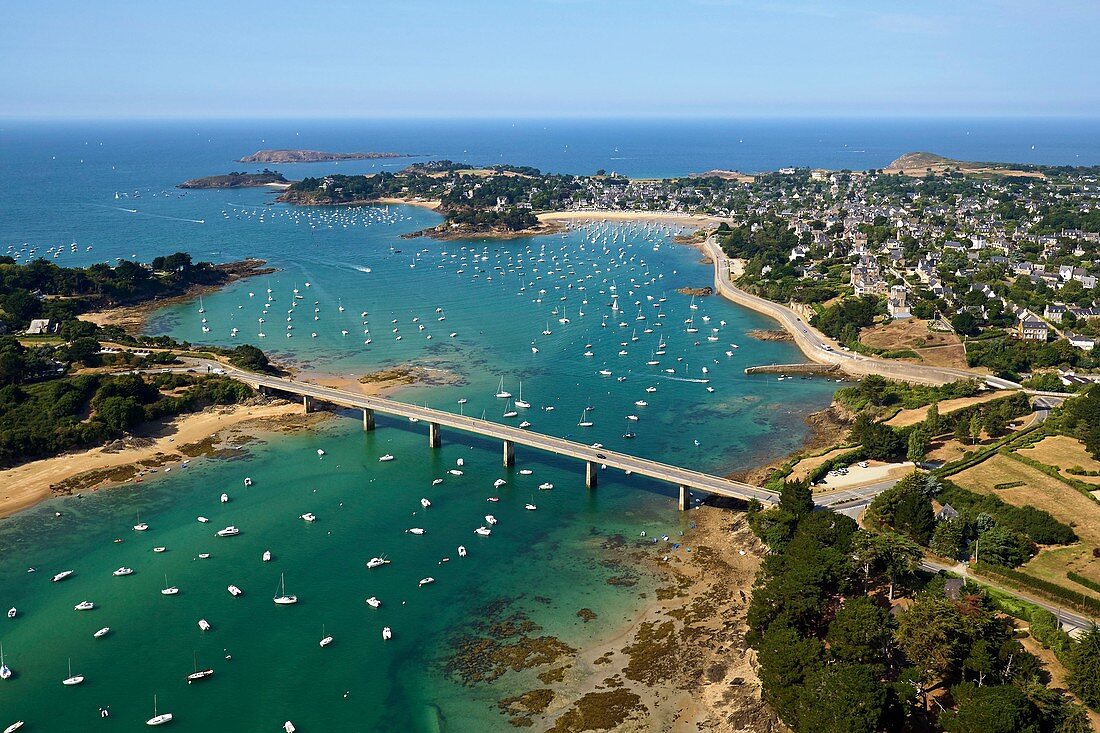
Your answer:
[3,0,1098,118]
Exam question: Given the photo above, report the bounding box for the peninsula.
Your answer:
[178,170,288,189]
[237,149,415,164]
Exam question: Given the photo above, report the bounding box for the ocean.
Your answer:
[0,118,1095,731]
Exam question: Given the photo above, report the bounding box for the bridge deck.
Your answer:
[227,368,779,506]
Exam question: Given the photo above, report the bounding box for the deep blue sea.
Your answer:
[1,118,1096,731]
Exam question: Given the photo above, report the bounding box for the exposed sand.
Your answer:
[374,196,442,211]
[0,400,307,519]
[538,210,727,229]
[814,461,914,491]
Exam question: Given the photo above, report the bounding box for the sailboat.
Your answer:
[198,296,205,314]
[514,382,530,409]
[494,376,511,399]
[502,400,518,419]
[146,694,172,726]
[0,644,12,680]
[273,573,298,605]
[320,625,333,647]
[186,652,214,683]
[161,574,179,596]
[577,408,594,427]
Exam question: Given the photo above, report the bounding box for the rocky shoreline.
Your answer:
[443,506,781,732]
[401,221,565,241]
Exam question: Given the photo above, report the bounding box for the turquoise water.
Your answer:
[0,122,845,730]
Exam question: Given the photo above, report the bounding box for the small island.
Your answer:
[178,170,288,189]
[237,149,415,164]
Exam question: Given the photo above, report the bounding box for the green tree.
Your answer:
[756,623,825,723]
[797,663,888,733]
[908,427,930,463]
[65,336,102,366]
[927,399,941,434]
[826,596,894,665]
[1066,624,1100,710]
[96,395,145,432]
[940,683,1042,733]
[894,489,936,544]
[931,517,967,560]
[852,530,922,600]
[896,594,969,684]
[229,344,271,373]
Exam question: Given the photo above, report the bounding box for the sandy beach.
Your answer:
[0,400,313,519]
[539,209,727,229]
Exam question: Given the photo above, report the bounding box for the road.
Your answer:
[919,557,1097,633]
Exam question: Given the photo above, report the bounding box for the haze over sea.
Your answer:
[1,118,1097,731]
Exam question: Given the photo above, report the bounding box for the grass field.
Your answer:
[860,318,969,369]
[886,390,1020,428]
[952,452,1100,596]
[1018,435,1100,487]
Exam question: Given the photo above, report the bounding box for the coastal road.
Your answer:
[919,558,1097,633]
[701,237,1024,390]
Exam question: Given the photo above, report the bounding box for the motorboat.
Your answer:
[525,504,537,511]
[198,619,211,632]
[197,553,210,560]
[418,577,435,587]
[457,546,467,558]
[93,627,110,638]
[474,527,492,537]
[365,596,381,608]
[493,478,507,488]
[52,570,74,582]
[220,493,229,503]
[382,627,392,641]
[216,526,240,537]
[284,722,296,733]
[197,516,209,523]
[539,482,554,491]
[113,567,133,577]
[244,477,253,486]
[300,513,316,522]
[519,469,533,476]
[484,515,498,525]
[379,454,395,462]
[406,527,426,536]
[448,469,463,476]
[366,557,390,569]
[153,547,167,553]
[420,498,431,509]
[4,722,25,733]
[74,601,94,611]
[262,550,272,562]
[228,585,243,597]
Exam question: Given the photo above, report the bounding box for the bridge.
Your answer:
[203,361,781,510]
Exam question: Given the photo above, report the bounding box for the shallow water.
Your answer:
[0,122,844,731]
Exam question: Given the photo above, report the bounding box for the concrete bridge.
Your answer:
[209,363,780,510]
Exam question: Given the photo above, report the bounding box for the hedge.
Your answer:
[1067,571,1100,596]
[971,562,1100,616]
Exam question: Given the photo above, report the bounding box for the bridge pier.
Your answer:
[303,395,315,413]
[429,422,441,448]
[678,485,690,511]
[503,440,515,467]
[362,408,375,431]
[585,460,598,490]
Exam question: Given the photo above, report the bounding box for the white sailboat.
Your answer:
[494,376,511,399]
[62,657,84,686]
[0,643,12,680]
[319,625,333,647]
[577,408,593,427]
[145,694,172,726]
[273,573,298,605]
[514,382,530,409]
